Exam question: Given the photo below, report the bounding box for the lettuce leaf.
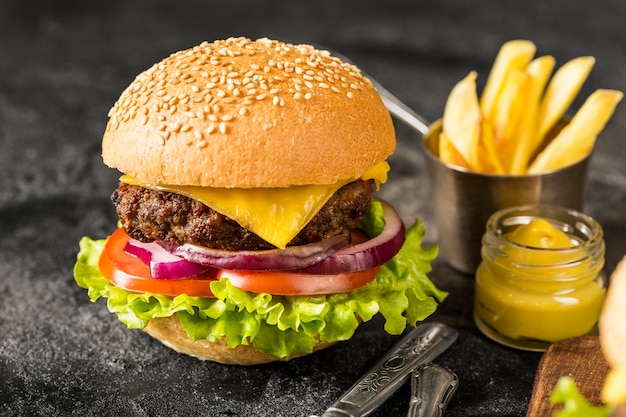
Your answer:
[74,201,447,359]
[550,377,613,417]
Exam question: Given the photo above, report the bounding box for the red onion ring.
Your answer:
[302,200,405,274]
[123,200,404,278]
[163,229,351,271]
[124,239,212,280]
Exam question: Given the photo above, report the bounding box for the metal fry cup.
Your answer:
[422,119,591,275]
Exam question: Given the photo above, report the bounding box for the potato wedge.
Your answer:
[490,69,530,172]
[439,132,471,169]
[528,89,623,173]
[442,71,482,170]
[536,56,595,144]
[473,119,504,174]
[509,55,556,174]
[480,40,536,122]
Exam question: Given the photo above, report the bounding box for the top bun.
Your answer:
[600,255,626,371]
[102,37,395,188]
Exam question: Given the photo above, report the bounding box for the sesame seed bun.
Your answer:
[143,315,334,365]
[102,37,395,188]
[599,255,626,372]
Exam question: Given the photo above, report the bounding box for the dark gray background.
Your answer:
[1,1,624,416]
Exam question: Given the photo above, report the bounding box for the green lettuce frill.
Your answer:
[74,202,447,359]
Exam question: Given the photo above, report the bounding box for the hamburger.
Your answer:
[551,255,626,416]
[74,37,446,365]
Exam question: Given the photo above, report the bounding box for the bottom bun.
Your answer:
[143,315,335,365]
[600,255,626,371]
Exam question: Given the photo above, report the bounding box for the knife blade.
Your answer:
[310,321,458,417]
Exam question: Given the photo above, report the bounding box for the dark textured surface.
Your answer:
[1,1,624,416]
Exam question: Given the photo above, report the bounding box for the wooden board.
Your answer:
[526,336,610,416]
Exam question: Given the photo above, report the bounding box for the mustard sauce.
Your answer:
[473,205,606,351]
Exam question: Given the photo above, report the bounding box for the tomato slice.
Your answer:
[215,267,379,296]
[99,228,218,297]
[99,228,380,297]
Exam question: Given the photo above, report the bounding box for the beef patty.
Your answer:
[111,180,375,251]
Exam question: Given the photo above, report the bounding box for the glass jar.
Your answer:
[473,204,606,351]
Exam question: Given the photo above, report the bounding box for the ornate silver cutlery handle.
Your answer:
[311,322,458,417]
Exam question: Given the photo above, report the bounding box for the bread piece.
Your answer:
[143,315,334,365]
[600,255,626,371]
[102,37,395,188]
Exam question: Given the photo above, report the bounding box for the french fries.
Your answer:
[528,89,624,173]
[439,40,623,175]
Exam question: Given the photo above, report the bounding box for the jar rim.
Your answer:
[485,204,604,251]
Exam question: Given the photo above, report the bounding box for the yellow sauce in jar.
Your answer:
[474,205,606,351]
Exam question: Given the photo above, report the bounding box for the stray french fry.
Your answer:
[509,55,556,174]
[441,71,482,170]
[480,40,536,122]
[536,56,595,145]
[528,89,623,173]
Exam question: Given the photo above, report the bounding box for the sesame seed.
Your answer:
[219,122,227,133]
[319,82,329,89]
[256,93,266,100]
[304,92,312,100]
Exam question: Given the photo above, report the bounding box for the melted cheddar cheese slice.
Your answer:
[120,161,389,249]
